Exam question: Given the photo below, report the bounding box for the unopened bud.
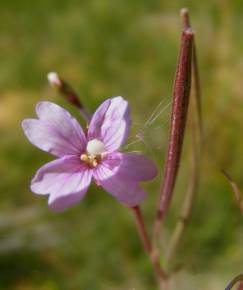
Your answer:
[47,72,62,87]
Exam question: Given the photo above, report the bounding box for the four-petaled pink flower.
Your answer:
[22,97,157,211]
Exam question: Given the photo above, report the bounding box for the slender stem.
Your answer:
[131,206,168,289]
[191,41,203,142]
[153,29,194,242]
[224,274,243,290]
[222,170,243,214]
[47,72,91,123]
[132,206,152,253]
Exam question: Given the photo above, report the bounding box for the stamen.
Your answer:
[80,140,105,168]
[80,154,88,162]
[92,159,98,167]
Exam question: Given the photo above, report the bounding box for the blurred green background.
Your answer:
[0,0,243,289]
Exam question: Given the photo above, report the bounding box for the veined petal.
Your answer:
[93,162,147,207]
[36,102,86,148]
[105,152,158,181]
[88,97,131,152]
[31,156,93,211]
[22,102,87,157]
[22,119,79,157]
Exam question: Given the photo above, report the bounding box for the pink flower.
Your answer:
[22,97,157,211]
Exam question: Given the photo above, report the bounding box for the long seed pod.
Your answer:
[181,8,203,142]
[165,8,202,269]
[153,28,194,241]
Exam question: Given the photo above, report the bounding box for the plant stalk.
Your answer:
[222,170,243,214]
[131,206,168,289]
[224,274,243,290]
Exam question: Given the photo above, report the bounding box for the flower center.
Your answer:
[80,139,106,167]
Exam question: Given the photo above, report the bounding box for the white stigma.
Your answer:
[86,139,106,156]
[47,72,62,87]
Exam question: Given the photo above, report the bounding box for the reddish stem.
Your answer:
[153,29,194,241]
[131,206,168,288]
[132,206,152,253]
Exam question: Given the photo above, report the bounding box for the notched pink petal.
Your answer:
[36,101,87,150]
[48,191,88,212]
[93,164,147,206]
[88,97,131,152]
[105,152,158,181]
[22,102,87,157]
[31,156,93,211]
[22,119,79,157]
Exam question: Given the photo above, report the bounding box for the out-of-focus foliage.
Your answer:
[0,0,242,289]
